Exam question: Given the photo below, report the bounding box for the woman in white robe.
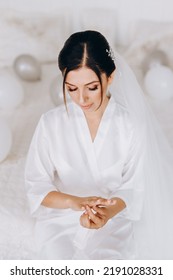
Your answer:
[25,30,173,259]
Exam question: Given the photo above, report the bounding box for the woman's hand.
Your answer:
[42,191,115,211]
[80,198,126,229]
[80,205,113,229]
[69,196,115,211]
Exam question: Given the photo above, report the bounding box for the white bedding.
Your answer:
[0,63,57,259]
[0,60,173,260]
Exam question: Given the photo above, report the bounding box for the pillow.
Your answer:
[0,8,71,67]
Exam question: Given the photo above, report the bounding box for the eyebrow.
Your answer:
[65,81,99,86]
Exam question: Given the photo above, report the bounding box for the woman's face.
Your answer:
[65,67,114,112]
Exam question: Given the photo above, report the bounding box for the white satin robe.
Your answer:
[25,96,144,260]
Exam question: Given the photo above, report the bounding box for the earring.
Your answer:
[106,89,111,98]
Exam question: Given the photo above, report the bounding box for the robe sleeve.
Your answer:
[24,114,58,215]
[115,124,145,221]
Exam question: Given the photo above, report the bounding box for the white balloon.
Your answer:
[142,50,169,74]
[144,65,173,100]
[0,119,12,163]
[0,71,24,109]
[13,54,41,82]
[50,75,70,106]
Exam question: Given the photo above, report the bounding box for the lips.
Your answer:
[80,104,92,110]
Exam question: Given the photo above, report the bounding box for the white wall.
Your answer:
[0,0,173,45]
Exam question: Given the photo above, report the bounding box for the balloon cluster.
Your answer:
[0,54,41,163]
[143,50,173,100]
[0,54,41,111]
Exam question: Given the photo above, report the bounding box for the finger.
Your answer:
[86,198,115,207]
[85,205,101,224]
[80,213,91,228]
[81,211,99,229]
[82,197,106,205]
[80,210,105,230]
[93,205,106,216]
[82,197,116,208]
[83,198,100,207]
[96,198,116,206]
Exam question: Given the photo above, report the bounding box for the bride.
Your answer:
[25,30,173,259]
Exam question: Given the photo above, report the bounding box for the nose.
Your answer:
[79,90,88,104]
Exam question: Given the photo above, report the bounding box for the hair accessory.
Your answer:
[106,47,115,61]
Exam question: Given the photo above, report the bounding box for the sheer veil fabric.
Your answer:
[110,52,173,259]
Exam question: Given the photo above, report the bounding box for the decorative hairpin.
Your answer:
[106,47,115,61]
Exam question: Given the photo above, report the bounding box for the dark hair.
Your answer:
[58,30,116,107]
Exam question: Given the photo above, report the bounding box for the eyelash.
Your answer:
[68,88,77,92]
[68,86,98,92]
[89,86,98,91]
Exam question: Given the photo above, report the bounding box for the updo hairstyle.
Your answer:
[58,30,116,106]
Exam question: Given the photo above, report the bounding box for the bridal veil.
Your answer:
[110,51,173,259]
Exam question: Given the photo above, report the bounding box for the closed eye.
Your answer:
[88,86,98,91]
[68,88,77,92]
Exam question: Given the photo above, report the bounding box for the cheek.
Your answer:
[91,88,102,99]
[92,86,107,101]
[68,93,79,103]
[93,92,102,102]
